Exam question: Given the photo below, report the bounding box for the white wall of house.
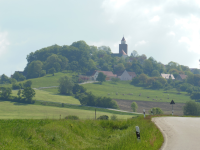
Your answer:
[119,70,132,81]
[93,71,99,81]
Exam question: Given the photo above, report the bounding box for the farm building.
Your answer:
[161,73,175,80]
[117,70,136,81]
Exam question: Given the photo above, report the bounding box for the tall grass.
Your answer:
[0,116,163,150]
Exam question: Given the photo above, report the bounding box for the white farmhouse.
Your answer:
[117,70,136,81]
[161,73,175,80]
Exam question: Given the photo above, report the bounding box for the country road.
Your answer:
[152,117,200,150]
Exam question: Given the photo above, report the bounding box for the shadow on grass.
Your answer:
[13,102,28,105]
[93,82,101,85]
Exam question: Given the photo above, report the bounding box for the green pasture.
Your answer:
[82,81,191,103]
[12,89,80,104]
[0,71,76,89]
[0,101,134,119]
[0,116,163,150]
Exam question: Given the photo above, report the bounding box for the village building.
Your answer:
[85,70,117,81]
[161,73,175,80]
[117,70,137,81]
[176,74,187,81]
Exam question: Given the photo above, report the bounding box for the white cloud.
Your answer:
[194,0,200,7]
[150,15,160,22]
[176,15,200,54]
[144,9,149,14]
[102,0,130,9]
[135,40,147,47]
[0,31,9,56]
[168,31,175,36]
[152,6,161,12]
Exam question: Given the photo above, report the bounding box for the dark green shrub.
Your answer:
[183,101,200,116]
[131,102,138,112]
[65,115,79,120]
[100,120,129,130]
[97,115,109,120]
[110,115,117,120]
[149,107,163,115]
[12,84,21,90]
[131,77,140,85]
[23,80,32,88]
[40,70,46,77]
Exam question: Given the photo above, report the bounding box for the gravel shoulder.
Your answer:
[152,117,200,150]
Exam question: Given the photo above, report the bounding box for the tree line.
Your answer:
[58,75,118,109]
[0,80,35,104]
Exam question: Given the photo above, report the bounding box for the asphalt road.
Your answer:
[152,117,200,150]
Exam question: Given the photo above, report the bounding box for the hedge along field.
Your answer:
[82,81,191,103]
[0,116,163,150]
[0,101,135,119]
[12,89,80,104]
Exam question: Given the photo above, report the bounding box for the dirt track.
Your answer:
[114,99,185,116]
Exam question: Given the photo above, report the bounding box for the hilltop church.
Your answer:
[111,36,128,58]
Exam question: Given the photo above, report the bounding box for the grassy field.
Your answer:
[0,116,163,150]
[0,71,76,89]
[12,89,80,104]
[0,101,135,119]
[82,81,191,103]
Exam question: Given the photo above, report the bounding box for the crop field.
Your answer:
[0,116,163,150]
[82,81,191,103]
[0,101,135,119]
[115,99,185,116]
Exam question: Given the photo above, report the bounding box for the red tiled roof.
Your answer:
[121,50,127,55]
[86,70,97,76]
[98,71,117,77]
[128,72,137,78]
[179,74,187,80]
[116,70,125,76]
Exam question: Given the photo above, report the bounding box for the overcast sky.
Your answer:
[1,0,200,76]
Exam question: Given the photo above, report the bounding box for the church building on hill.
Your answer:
[111,36,128,58]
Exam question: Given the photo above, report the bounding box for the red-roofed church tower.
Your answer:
[119,36,128,55]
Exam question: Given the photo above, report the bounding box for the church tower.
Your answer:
[119,36,128,55]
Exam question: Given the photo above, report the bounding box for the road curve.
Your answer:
[152,117,200,150]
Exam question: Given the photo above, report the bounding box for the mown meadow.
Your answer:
[0,116,163,150]
[82,81,191,103]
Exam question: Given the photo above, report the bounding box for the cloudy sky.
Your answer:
[1,0,200,76]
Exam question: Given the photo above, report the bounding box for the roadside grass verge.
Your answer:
[0,116,163,150]
[82,81,191,103]
[0,101,136,119]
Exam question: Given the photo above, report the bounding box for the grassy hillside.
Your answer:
[0,116,163,150]
[0,71,76,89]
[12,89,80,104]
[82,81,191,103]
[0,101,135,119]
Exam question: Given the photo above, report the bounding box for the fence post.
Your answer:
[95,109,96,120]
